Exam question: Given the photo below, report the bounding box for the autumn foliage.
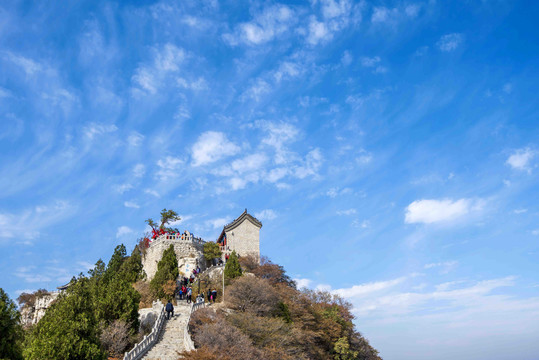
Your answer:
[180,257,381,360]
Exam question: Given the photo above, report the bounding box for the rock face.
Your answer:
[139,300,163,333]
[20,292,60,326]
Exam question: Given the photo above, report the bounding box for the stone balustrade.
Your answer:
[150,233,205,247]
[184,300,206,352]
[123,303,165,360]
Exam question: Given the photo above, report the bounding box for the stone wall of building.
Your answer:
[142,236,205,281]
[20,291,60,327]
[225,219,260,259]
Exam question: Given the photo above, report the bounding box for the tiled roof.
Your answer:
[223,209,262,231]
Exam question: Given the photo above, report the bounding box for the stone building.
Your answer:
[216,209,262,260]
[142,230,206,280]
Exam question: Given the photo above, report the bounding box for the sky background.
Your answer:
[1,1,538,359]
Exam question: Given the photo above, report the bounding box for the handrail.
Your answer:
[150,233,206,247]
[183,300,206,352]
[123,303,165,360]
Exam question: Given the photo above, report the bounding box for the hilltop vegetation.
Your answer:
[183,256,381,360]
[1,207,381,359]
[22,244,144,360]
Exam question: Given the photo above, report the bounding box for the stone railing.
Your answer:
[151,233,205,247]
[183,300,206,352]
[197,263,223,279]
[123,303,165,360]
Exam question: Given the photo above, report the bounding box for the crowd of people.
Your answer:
[174,265,220,308]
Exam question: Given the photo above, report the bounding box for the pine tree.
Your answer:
[0,288,23,360]
[119,245,144,283]
[150,244,179,299]
[203,242,222,262]
[225,251,242,280]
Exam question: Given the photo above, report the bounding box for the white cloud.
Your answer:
[127,132,144,147]
[307,17,330,45]
[145,189,160,198]
[230,153,268,174]
[116,226,134,238]
[241,79,271,102]
[307,0,357,45]
[191,131,240,166]
[360,56,381,67]
[337,208,357,216]
[294,277,312,289]
[371,7,394,23]
[437,33,464,52]
[424,261,458,274]
[341,51,352,66]
[273,61,303,83]
[5,52,42,75]
[255,209,277,221]
[259,121,300,164]
[131,43,185,95]
[156,156,184,181]
[114,183,133,194]
[0,87,12,98]
[267,167,289,183]
[223,5,295,46]
[334,277,406,298]
[506,148,535,172]
[405,198,484,224]
[133,164,146,178]
[513,208,527,214]
[177,76,208,91]
[83,123,118,140]
[326,187,352,198]
[405,4,420,18]
[352,219,369,228]
[294,148,323,179]
[206,217,228,230]
[124,201,140,209]
[0,201,74,243]
[531,229,539,236]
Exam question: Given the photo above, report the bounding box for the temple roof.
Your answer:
[223,209,262,231]
[217,209,262,242]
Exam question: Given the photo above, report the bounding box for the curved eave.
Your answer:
[223,211,262,232]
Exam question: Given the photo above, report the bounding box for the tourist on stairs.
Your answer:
[166,300,174,320]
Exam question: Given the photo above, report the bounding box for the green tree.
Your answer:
[0,288,23,360]
[88,259,105,279]
[93,274,141,331]
[334,337,359,360]
[225,251,242,280]
[106,244,127,275]
[203,242,222,262]
[23,277,106,360]
[159,208,180,229]
[146,209,181,231]
[119,245,144,283]
[150,244,179,299]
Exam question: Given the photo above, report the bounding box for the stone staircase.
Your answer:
[142,300,192,360]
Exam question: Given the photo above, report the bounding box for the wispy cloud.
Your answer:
[255,209,277,221]
[223,5,295,46]
[437,33,464,52]
[124,201,140,209]
[191,131,240,167]
[116,226,134,238]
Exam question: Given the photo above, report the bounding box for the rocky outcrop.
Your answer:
[20,292,60,326]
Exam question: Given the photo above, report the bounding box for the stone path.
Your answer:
[142,300,192,360]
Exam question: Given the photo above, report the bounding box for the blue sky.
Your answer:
[1,0,538,359]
